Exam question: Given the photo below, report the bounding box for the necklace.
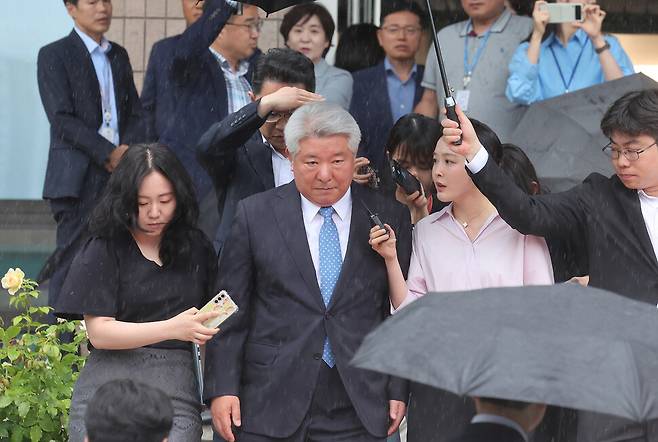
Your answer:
[454,208,489,229]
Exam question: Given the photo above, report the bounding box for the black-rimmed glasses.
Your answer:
[602,141,657,161]
[225,21,264,33]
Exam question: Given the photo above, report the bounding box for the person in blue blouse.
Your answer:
[506,0,634,105]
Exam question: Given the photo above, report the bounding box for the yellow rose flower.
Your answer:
[2,268,25,295]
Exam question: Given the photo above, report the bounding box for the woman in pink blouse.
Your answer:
[369,121,554,441]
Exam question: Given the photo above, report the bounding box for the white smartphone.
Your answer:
[539,3,584,23]
[198,290,239,329]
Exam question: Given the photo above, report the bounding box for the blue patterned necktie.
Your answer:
[319,206,342,367]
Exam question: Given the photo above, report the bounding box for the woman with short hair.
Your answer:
[280,3,353,109]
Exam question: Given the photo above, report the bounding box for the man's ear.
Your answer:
[530,180,540,195]
[65,2,77,19]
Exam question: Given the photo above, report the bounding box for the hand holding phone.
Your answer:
[198,291,239,329]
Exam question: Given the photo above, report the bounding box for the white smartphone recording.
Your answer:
[198,290,239,329]
[539,3,584,23]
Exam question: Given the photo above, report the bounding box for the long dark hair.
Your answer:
[88,143,199,267]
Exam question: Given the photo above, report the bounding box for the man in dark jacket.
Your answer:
[350,0,425,173]
[37,0,143,307]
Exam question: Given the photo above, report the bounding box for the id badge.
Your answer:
[456,90,471,112]
[99,125,115,143]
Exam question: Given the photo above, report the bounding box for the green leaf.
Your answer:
[18,401,30,418]
[7,347,19,362]
[4,325,20,341]
[0,396,12,408]
[29,425,42,442]
[10,427,24,442]
[0,427,8,438]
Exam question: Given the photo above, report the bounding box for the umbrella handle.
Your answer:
[445,97,463,146]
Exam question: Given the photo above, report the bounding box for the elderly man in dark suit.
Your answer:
[350,0,425,174]
[37,0,143,307]
[204,102,412,442]
[196,48,322,252]
[451,398,546,442]
[442,89,658,442]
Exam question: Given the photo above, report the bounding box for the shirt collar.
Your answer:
[384,57,417,80]
[209,47,250,75]
[300,187,352,225]
[460,8,512,37]
[546,28,588,48]
[639,190,658,204]
[314,58,329,76]
[74,26,111,54]
[471,414,528,441]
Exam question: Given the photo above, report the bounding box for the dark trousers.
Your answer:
[215,365,386,442]
[43,196,94,308]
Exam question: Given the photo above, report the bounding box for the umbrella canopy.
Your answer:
[509,73,658,192]
[351,284,658,422]
[235,0,314,14]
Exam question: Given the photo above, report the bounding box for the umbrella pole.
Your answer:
[424,0,462,144]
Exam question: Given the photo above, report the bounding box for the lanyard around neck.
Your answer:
[549,37,587,94]
[462,20,493,88]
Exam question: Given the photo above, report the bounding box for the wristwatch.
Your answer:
[595,41,611,54]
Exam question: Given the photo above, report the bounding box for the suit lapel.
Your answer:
[328,185,372,309]
[272,184,324,309]
[414,65,425,105]
[205,51,229,117]
[375,62,394,126]
[615,181,658,271]
[245,137,275,189]
[68,30,102,122]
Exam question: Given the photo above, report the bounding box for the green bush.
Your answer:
[1,268,87,441]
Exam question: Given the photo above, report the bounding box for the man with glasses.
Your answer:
[197,48,323,254]
[157,0,262,202]
[350,1,426,175]
[441,89,658,442]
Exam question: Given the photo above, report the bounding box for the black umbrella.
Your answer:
[423,0,462,142]
[509,73,658,192]
[351,284,658,421]
[235,0,315,14]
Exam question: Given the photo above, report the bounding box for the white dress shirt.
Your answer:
[466,145,658,264]
[261,135,294,187]
[74,27,119,146]
[471,413,528,441]
[638,190,658,263]
[300,189,352,283]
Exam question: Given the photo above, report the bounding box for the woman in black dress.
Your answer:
[55,144,220,442]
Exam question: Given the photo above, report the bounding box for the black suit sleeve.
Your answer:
[471,156,590,240]
[173,0,233,65]
[196,101,266,186]
[37,46,116,168]
[203,200,254,401]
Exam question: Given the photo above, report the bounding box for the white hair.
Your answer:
[284,102,361,156]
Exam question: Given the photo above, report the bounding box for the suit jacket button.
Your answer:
[313,353,321,360]
[324,312,331,319]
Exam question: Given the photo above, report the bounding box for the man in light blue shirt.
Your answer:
[350,1,426,172]
[37,0,143,308]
